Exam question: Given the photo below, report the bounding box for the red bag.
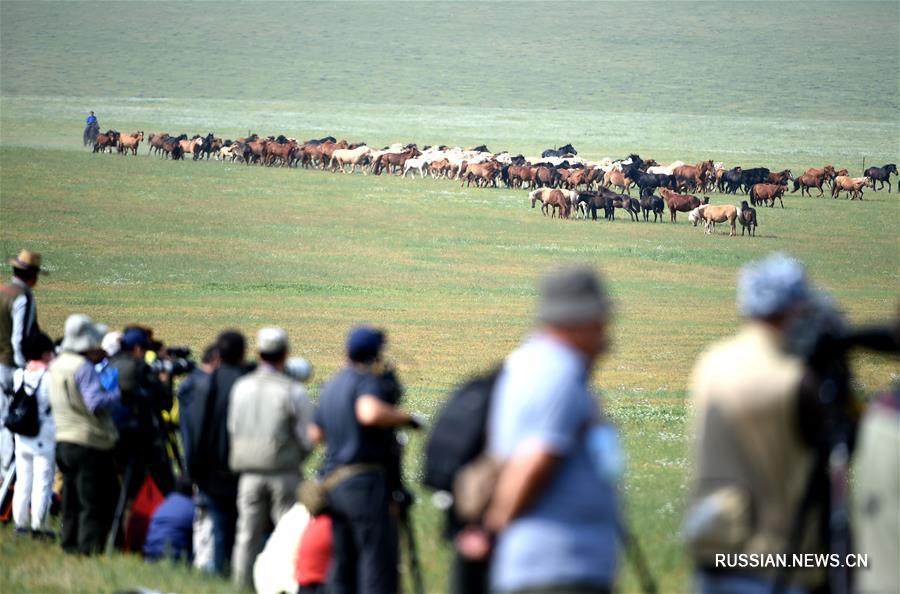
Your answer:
[124,475,165,552]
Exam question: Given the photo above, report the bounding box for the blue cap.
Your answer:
[346,326,385,363]
[121,327,151,350]
[737,253,810,319]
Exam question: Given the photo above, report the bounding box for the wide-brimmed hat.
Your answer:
[537,265,611,326]
[61,314,107,353]
[737,252,811,319]
[9,249,46,274]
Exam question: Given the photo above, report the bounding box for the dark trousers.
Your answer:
[451,551,490,594]
[56,442,118,555]
[327,472,398,594]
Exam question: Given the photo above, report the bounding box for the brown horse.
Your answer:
[547,189,571,219]
[147,133,169,156]
[767,169,793,185]
[179,136,203,158]
[659,188,701,222]
[602,169,634,194]
[792,166,835,197]
[462,161,501,187]
[749,183,786,208]
[673,160,715,192]
[93,130,119,153]
[265,140,298,167]
[117,131,144,156]
[373,147,419,175]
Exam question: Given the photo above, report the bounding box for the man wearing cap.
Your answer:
[481,265,620,594]
[314,326,420,594]
[227,326,314,588]
[48,313,122,555]
[684,253,823,594]
[1,249,45,473]
[108,326,175,497]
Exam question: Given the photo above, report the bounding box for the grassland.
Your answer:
[1,1,898,593]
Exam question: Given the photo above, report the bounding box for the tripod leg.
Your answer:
[105,464,133,555]
[0,461,16,514]
[399,508,425,594]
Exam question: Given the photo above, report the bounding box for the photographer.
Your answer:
[684,254,821,594]
[313,326,421,594]
[108,327,175,497]
[227,327,314,589]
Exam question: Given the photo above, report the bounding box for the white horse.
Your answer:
[646,160,686,175]
[331,145,372,174]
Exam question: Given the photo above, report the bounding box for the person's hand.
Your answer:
[406,413,427,430]
[455,525,492,561]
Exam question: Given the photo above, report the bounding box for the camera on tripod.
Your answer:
[149,345,196,377]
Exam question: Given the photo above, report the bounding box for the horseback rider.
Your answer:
[83,112,99,146]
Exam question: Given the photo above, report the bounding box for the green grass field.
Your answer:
[1,1,898,593]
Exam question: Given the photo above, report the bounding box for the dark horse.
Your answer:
[83,122,99,147]
[863,164,897,192]
[541,143,577,158]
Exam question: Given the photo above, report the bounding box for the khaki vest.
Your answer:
[228,367,310,473]
[49,351,118,450]
[686,323,823,586]
[0,281,27,367]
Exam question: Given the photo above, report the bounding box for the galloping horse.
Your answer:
[148,133,169,156]
[831,176,873,200]
[863,164,897,192]
[331,145,373,173]
[792,165,835,197]
[117,131,144,156]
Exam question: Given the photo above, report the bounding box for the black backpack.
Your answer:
[4,379,40,437]
[423,368,501,492]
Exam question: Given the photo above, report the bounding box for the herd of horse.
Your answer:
[88,130,896,235]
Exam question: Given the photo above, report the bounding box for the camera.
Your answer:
[284,357,313,382]
[150,345,196,376]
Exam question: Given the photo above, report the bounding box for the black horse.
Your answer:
[864,164,897,192]
[624,162,672,195]
[639,193,665,222]
[720,167,743,194]
[577,191,614,221]
[83,122,99,147]
[542,143,578,158]
[195,133,215,161]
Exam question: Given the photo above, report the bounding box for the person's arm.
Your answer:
[355,394,414,428]
[76,361,121,413]
[10,294,27,368]
[290,384,315,454]
[483,447,562,533]
[308,423,323,446]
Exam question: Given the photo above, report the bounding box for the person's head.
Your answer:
[537,265,612,363]
[346,325,385,366]
[120,327,151,359]
[89,111,94,115]
[24,332,54,365]
[216,330,246,367]
[61,314,108,363]
[737,252,811,332]
[200,343,219,373]
[101,331,122,358]
[9,249,44,288]
[257,326,290,368]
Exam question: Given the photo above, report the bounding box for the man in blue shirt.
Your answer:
[313,326,420,594]
[86,111,97,126]
[83,112,98,146]
[484,266,620,594]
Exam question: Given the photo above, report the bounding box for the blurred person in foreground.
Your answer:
[143,476,195,562]
[183,329,247,574]
[227,327,315,588]
[482,265,620,594]
[313,325,421,594]
[852,381,900,594]
[177,343,219,454]
[685,253,821,594]
[49,314,121,555]
[1,250,46,474]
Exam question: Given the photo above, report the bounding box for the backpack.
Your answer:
[423,368,501,493]
[4,376,40,437]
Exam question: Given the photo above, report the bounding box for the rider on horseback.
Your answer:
[83,111,99,146]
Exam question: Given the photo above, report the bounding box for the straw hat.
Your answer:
[9,249,46,274]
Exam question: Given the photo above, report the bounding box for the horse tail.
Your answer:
[791,178,800,193]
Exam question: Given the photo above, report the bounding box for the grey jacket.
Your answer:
[227,365,313,474]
